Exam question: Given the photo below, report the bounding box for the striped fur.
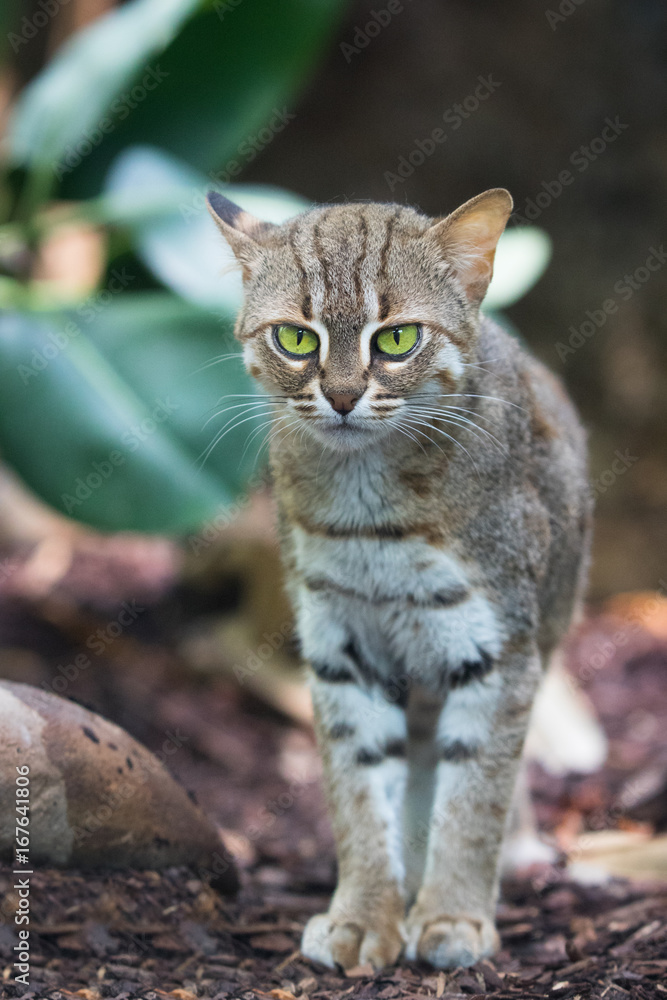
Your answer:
[208,189,592,970]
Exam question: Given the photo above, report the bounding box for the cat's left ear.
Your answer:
[426,188,513,306]
[206,191,274,281]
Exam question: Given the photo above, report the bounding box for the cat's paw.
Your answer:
[405,911,499,968]
[301,912,404,971]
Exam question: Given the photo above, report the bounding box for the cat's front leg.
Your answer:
[405,640,541,968]
[301,672,409,971]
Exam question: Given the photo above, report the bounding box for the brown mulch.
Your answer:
[0,862,666,999]
[0,537,666,997]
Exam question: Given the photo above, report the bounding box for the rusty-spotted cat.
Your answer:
[207,189,591,970]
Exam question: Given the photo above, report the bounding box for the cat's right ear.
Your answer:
[206,192,271,281]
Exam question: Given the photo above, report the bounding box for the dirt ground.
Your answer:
[0,538,666,998]
[1,860,666,998]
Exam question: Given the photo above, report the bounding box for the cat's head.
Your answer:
[207,189,512,452]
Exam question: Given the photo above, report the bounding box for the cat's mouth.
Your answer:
[320,419,364,435]
[310,414,386,452]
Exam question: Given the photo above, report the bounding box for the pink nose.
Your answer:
[326,392,359,415]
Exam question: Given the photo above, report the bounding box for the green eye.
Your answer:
[375,324,420,357]
[274,324,319,356]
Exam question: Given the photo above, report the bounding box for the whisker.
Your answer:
[438,413,509,458]
[408,391,525,412]
[438,392,526,412]
[402,414,482,480]
[198,410,274,468]
[282,416,309,452]
[199,394,281,420]
[213,392,288,404]
[202,399,274,430]
[409,401,504,431]
[252,428,274,468]
[440,408,510,454]
[409,411,501,458]
[191,352,244,375]
[461,357,505,372]
[392,418,429,456]
[203,392,287,418]
[240,416,278,464]
[462,359,503,372]
[297,422,312,451]
[315,433,330,482]
[461,362,514,388]
[407,404,509,457]
[250,415,291,473]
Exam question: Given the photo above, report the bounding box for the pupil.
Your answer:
[296,329,303,346]
[393,328,401,345]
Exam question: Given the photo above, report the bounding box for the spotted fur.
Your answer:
[207,189,591,970]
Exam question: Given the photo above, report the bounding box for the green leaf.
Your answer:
[7,0,202,189]
[105,145,308,310]
[9,0,347,200]
[0,297,268,533]
[484,227,552,310]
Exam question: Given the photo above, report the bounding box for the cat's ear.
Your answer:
[426,188,513,305]
[206,191,273,280]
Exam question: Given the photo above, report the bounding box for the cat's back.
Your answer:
[478,317,588,490]
[477,318,592,647]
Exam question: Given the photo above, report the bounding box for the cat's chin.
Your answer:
[307,421,389,453]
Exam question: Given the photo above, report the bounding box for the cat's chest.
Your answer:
[286,454,460,597]
[281,451,503,681]
[290,527,467,602]
[288,525,502,682]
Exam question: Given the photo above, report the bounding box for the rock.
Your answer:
[0,681,238,891]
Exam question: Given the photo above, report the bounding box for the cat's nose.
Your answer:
[326,392,359,415]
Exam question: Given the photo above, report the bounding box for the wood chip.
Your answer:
[151,933,190,953]
[274,948,303,973]
[345,962,375,978]
[249,932,298,953]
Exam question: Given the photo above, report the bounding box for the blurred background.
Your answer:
[0,0,666,905]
